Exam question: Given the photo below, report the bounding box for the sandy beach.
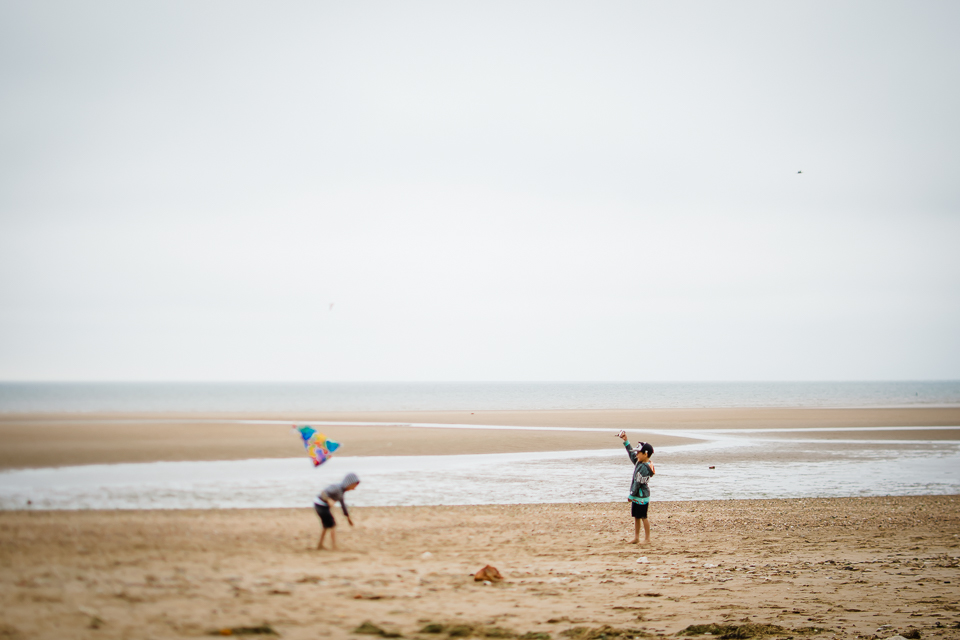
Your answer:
[1,497,958,640]
[2,407,959,469]
[1,407,958,639]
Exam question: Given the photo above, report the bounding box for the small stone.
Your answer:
[420,551,433,560]
[474,565,503,582]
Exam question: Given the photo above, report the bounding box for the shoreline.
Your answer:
[2,407,959,470]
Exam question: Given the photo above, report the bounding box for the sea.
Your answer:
[1,380,959,413]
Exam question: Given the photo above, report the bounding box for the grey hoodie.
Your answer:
[314,473,360,516]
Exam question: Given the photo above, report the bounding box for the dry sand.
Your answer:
[1,496,958,640]
[2,407,959,469]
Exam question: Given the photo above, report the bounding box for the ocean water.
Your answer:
[1,381,959,413]
[2,427,957,510]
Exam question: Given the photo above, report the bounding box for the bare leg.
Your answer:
[317,528,327,550]
[330,527,337,551]
[629,518,640,544]
[640,518,651,544]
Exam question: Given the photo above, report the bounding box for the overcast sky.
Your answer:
[1,1,958,382]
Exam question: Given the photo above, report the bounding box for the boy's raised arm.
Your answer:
[618,431,638,463]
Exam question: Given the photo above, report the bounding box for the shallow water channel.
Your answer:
[1,426,957,510]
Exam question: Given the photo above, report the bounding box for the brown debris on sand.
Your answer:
[474,564,504,582]
[418,622,540,638]
[354,621,403,637]
[561,626,649,640]
[676,623,827,638]
[208,626,277,636]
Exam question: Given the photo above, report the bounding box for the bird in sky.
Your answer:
[797,170,803,174]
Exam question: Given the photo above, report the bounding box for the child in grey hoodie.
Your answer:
[618,431,655,544]
[313,472,360,550]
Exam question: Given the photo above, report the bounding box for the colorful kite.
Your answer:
[296,425,340,467]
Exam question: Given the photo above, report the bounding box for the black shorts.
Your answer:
[314,503,336,529]
[631,501,649,519]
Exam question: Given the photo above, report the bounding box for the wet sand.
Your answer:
[2,407,959,469]
[1,496,958,640]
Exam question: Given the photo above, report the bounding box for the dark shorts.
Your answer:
[314,503,336,529]
[631,501,649,519]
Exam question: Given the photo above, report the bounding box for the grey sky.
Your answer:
[1,1,958,381]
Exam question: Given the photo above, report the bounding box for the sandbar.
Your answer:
[1,407,959,469]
